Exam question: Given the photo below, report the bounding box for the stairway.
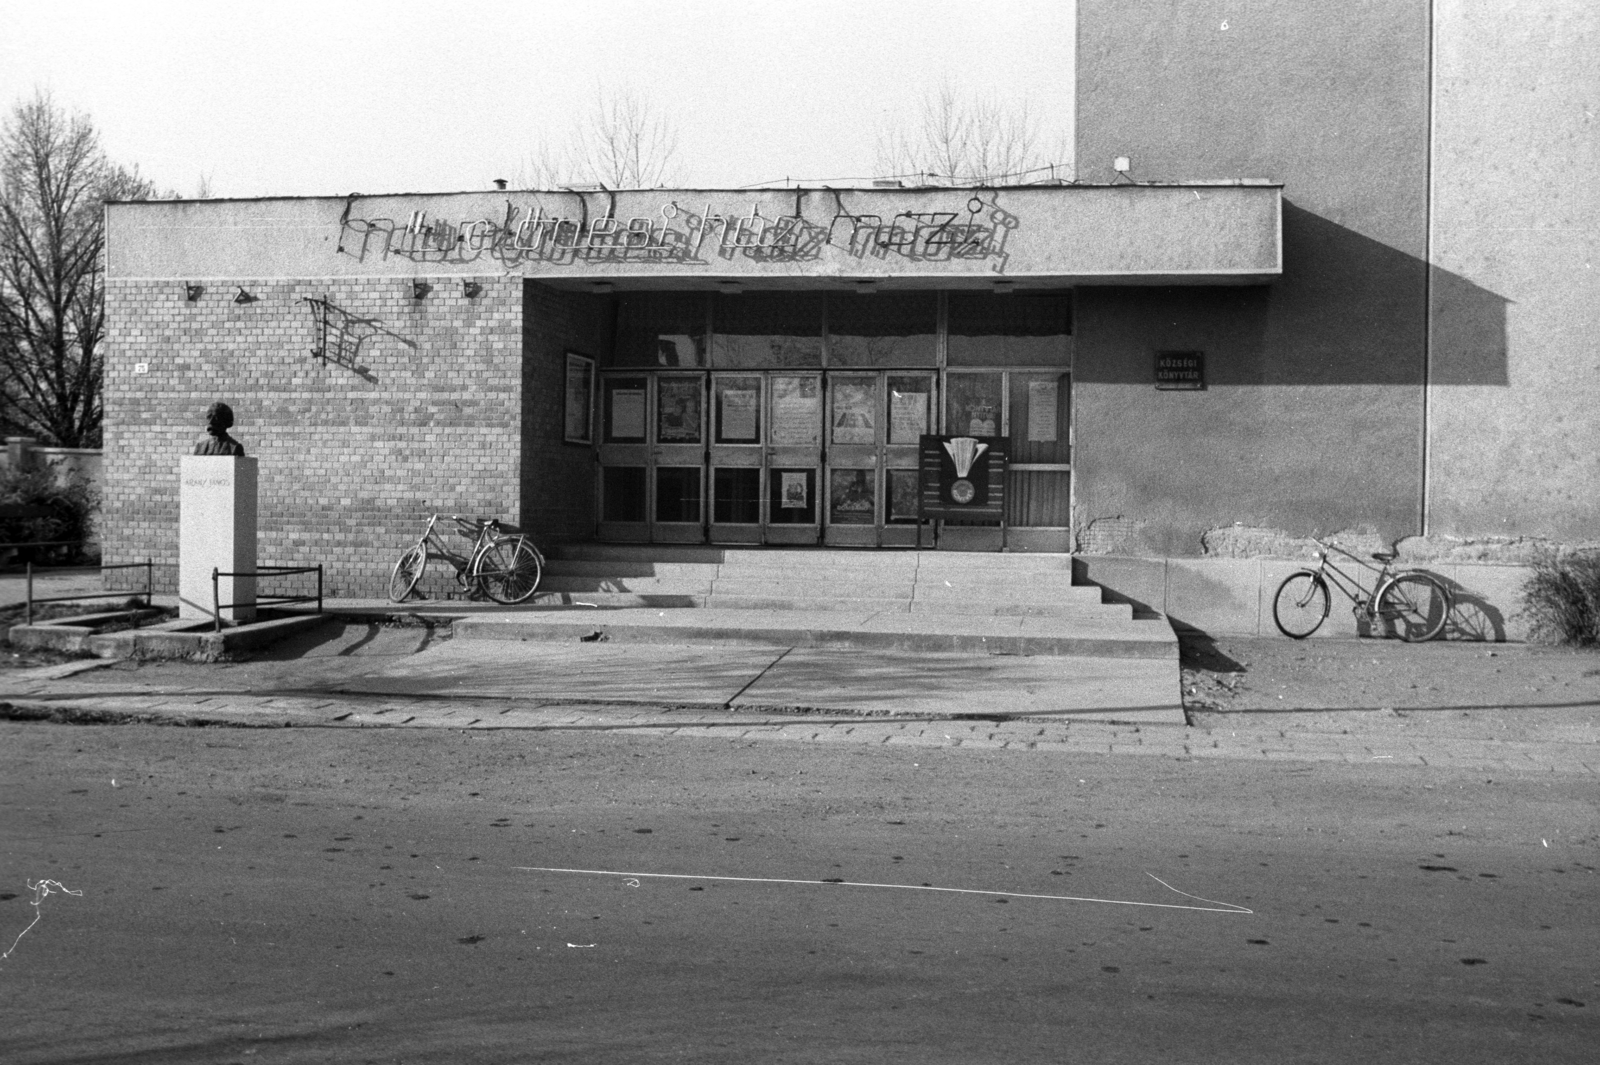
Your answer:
[533,544,1130,620]
[449,545,1182,721]
[446,544,1178,660]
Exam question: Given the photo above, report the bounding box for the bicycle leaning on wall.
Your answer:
[388,513,543,605]
[1272,539,1452,642]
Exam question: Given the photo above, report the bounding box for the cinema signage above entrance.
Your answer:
[337,193,1019,267]
[107,184,1282,283]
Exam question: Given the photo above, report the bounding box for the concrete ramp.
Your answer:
[334,639,1184,724]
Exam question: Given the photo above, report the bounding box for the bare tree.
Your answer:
[516,86,679,189]
[0,91,151,447]
[877,82,1065,186]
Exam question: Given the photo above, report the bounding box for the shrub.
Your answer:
[0,462,99,565]
[1520,548,1600,646]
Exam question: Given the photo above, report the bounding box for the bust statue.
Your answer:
[192,402,245,457]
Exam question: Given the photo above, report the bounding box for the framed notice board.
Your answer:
[1155,350,1205,390]
[918,435,1007,523]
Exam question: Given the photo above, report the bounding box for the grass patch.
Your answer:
[1521,548,1600,646]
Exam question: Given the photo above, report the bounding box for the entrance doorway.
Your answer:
[597,370,935,546]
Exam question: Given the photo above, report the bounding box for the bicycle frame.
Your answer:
[413,514,501,588]
[1307,541,1395,617]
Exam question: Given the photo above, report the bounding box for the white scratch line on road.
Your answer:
[1,879,83,965]
[515,867,1252,914]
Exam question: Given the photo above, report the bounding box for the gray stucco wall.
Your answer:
[1072,0,1432,557]
[1426,0,1600,543]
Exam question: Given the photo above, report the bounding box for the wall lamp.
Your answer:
[184,283,204,302]
[590,281,615,294]
[715,280,742,294]
[992,279,1017,294]
[412,280,431,300]
[462,280,482,299]
[233,286,256,304]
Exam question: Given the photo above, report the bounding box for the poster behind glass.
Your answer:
[656,378,703,444]
[886,375,931,445]
[770,376,822,446]
[715,377,762,443]
[831,379,877,445]
[945,373,1003,438]
[829,469,876,525]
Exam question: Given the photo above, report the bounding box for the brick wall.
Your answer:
[102,275,524,599]
[519,282,611,544]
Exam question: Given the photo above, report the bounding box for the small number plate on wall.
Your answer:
[133,363,150,374]
[1155,351,1204,390]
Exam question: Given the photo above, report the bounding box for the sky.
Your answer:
[0,0,1076,198]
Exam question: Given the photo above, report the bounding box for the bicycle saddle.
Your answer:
[1370,550,1397,562]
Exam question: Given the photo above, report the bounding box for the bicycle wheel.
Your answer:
[1376,572,1450,642]
[388,544,426,603]
[1273,571,1330,638]
[471,535,543,605]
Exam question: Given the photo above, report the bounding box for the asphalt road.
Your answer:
[2,722,1596,1064]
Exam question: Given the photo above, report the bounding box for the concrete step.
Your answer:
[539,575,716,595]
[452,607,1176,660]
[542,560,724,579]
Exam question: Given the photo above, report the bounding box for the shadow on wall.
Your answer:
[1074,202,1510,387]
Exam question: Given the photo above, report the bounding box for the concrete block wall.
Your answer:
[1076,554,1531,642]
[520,282,610,545]
[102,275,523,598]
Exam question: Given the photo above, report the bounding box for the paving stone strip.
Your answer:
[0,682,1592,775]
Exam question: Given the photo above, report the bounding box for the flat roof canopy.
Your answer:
[108,183,1282,288]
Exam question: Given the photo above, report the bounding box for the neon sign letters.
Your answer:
[336,193,1018,266]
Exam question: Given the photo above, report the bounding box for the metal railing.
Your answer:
[23,559,154,627]
[211,565,324,632]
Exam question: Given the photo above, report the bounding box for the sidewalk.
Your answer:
[1,619,1595,775]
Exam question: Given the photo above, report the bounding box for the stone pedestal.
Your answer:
[179,456,257,622]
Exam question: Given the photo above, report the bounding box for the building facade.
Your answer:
[101,0,1596,615]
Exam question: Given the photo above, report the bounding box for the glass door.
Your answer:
[597,374,651,542]
[765,373,823,545]
[883,373,935,546]
[824,373,881,546]
[709,373,765,543]
[651,374,707,543]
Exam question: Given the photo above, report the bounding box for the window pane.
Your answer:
[713,468,761,524]
[948,292,1072,366]
[601,467,646,523]
[886,374,932,445]
[712,292,823,368]
[830,377,878,445]
[603,377,648,442]
[614,293,707,367]
[829,469,876,525]
[886,469,920,524]
[1008,372,1071,464]
[828,292,937,367]
[713,376,762,443]
[656,377,704,444]
[945,373,1004,437]
[654,467,702,523]
[769,376,822,446]
[769,468,817,524]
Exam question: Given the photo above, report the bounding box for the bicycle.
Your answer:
[1272,539,1452,642]
[388,513,543,605]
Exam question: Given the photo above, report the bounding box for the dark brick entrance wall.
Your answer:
[519,282,612,545]
[102,275,523,598]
